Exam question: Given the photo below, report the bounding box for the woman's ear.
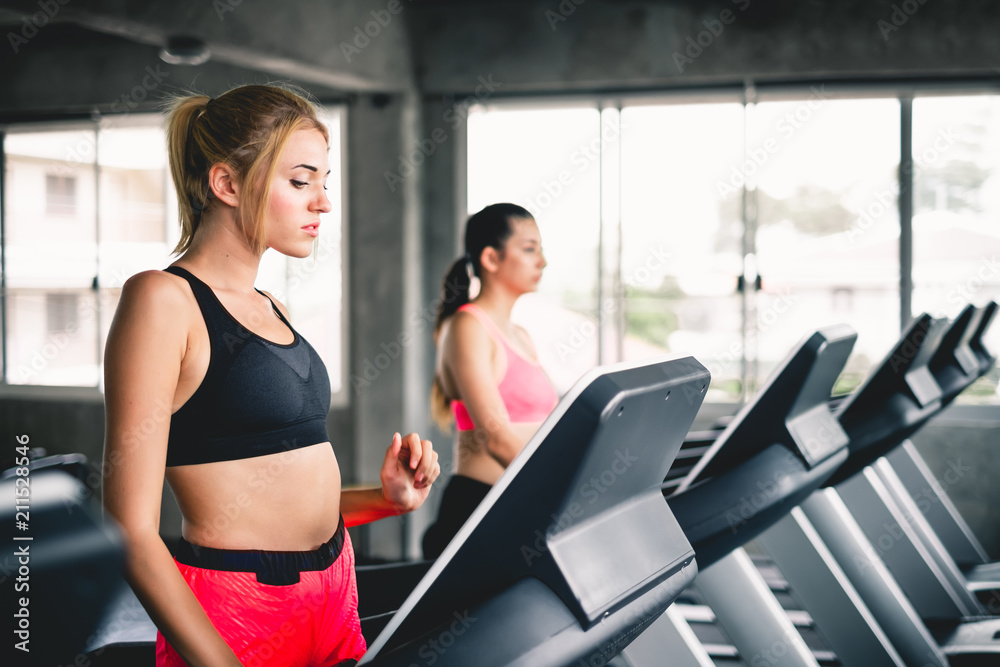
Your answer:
[479,246,501,274]
[207,163,240,208]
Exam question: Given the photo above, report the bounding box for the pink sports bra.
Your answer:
[451,303,558,431]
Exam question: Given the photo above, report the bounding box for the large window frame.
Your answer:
[0,107,351,407]
[465,82,1000,407]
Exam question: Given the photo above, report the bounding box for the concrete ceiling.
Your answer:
[0,0,416,116]
[1,0,999,118]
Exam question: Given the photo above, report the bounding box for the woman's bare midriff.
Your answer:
[453,421,543,486]
[165,441,342,551]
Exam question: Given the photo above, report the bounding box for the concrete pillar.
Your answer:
[347,91,427,560]
[406,96,470,556]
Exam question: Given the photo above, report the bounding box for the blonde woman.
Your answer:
[103,85,439,666]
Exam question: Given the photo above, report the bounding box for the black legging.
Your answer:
[421,475,492,559]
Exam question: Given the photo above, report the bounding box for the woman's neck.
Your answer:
[473,283,520,322]
[177,214,263,291]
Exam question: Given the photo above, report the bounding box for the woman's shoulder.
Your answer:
[447,306,493,337]
[126,267,183,287]
[105,270,196,364]
[441,306,496,355]
[116,269,196,324]
[125,268,191,297]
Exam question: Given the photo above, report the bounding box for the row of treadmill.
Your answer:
[6,301,998,666]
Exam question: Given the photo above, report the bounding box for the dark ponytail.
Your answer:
[434,255,473,333]
[431,203,533,430]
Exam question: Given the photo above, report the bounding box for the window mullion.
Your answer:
[93,121,102,387]
[899,97,914,332]
[598,104,623,365]
[1,131,7,383]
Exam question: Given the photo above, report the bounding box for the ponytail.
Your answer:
[431,376,453,432]
[165,95,212,255]
[434,256,473,334]
[430,256,471,431]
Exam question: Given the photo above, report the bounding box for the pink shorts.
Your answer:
[156,518,366,666]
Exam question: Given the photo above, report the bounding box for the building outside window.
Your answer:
[1,108,348,401]
[467,90,1000,405]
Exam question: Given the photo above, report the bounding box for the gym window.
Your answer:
[467,89,1000,405]
[0,107,349,404]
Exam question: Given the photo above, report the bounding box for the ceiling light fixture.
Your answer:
[159,36,211,66]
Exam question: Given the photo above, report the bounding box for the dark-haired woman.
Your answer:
[421,203,558,559]
[103,84,439,667]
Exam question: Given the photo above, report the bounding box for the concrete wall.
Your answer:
[409,0,1000,94]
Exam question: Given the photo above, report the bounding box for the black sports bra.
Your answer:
[164,266,332,466]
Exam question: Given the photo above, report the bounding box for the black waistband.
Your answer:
[174,516,346,586]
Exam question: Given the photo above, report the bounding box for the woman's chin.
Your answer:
[271,243,315,259]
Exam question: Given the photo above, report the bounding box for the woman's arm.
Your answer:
[341,432,439,528]
[103,271,242,667]
[442,311,527,467]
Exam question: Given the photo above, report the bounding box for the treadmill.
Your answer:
[833,304,1000,617]
[360,355,710,666]
[621,325,859,667]
[665,324,857,567]
[1,465,126,667]
[897,302,1000,576]
[755,304,1000,665]
[930,304,992,406]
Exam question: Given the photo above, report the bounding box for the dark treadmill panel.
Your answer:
[664,325,856,569]
[969,301,997,375]
[902,315,949,408]
[669,443,846,567]
[1,470,125,667]
[362,356,710,666]
[677,325,856,490]
[930,304,981,403]
[825,313,948,487]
